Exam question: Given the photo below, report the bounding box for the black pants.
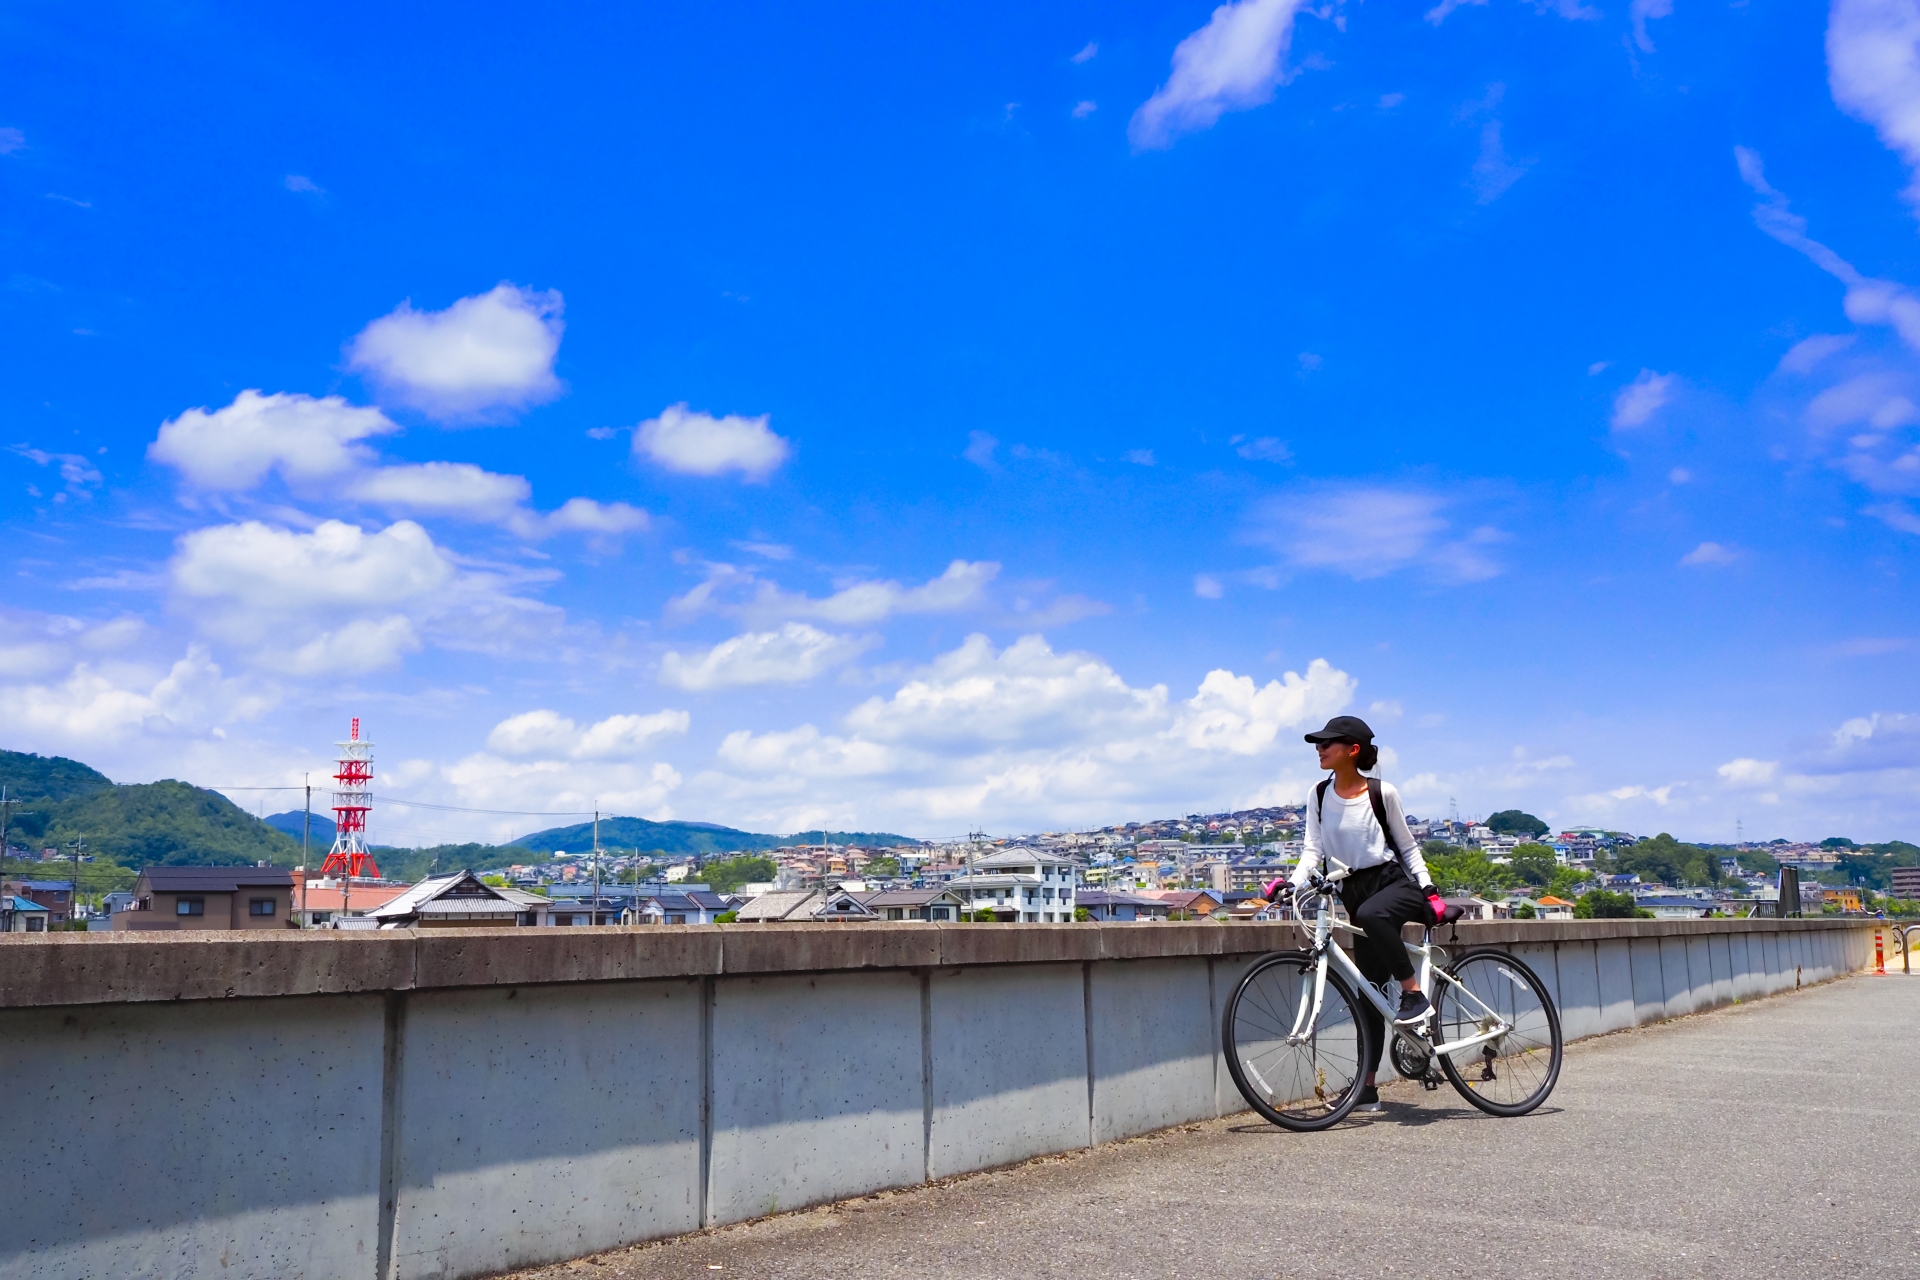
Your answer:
[1338,862,1429,1072]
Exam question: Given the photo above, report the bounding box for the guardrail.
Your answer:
[0,916,1876,1280]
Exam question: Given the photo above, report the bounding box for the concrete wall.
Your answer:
[0,917,1880,1280]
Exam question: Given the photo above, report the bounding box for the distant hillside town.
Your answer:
[2,743,1916,932]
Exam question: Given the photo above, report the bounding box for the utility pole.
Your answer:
[302,776,311,929]
[67,835,84,928]
[0,785,13,932]
[592,809,601,927]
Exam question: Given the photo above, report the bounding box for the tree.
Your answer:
[700,856,777,894]
[861,855,900,878]
[1512,902,1537,919]
[1546,867,1591,901]
[1615,833,1720,888]
[1575,890,1650,919]
[1487,810,1549,837]
[1073,907,1093,922]
[1426,847,1500,897]
[1507,843,1557,887]
[713,910,739,923]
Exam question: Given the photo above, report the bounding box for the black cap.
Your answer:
[1304,715,1374,744]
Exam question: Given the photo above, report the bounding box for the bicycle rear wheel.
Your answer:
[1222,950,1372,1132]
[1435,949,1562,1116]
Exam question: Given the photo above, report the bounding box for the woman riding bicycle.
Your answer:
[1266,714,1446,1108]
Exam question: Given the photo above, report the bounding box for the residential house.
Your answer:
[732,889,822,922]
[1,894,49,932]
[846,888,965,921]
[1821,887,1863,913]
[116,867,297,930]
[636,891,731,925]
[1535,895,1576,920]
[1215,857,1292,894]
[1076,890,1170,922]
[1638,895,1717,919]
[1144,889,1223,918]
[290,872,414,928]
[946,849,1080,922]
[2,879,73,926]
[368,870,554,928]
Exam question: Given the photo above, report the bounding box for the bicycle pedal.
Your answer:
[1421,1072,1442,1091]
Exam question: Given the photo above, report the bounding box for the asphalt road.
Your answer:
[517,976,1919,1280]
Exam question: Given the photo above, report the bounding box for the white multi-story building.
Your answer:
[946,849,1080,922]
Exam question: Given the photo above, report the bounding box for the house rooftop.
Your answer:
[139,867,296,893]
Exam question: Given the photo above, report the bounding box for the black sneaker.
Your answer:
[1355,1084,1381,1112]
[1393,991,1433,1025]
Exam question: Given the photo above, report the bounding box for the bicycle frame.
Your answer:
[1283,861,1513,1062]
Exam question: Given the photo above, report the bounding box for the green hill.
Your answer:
[0,749,116,841]
[510,817,918,857]
[45,781,299,868]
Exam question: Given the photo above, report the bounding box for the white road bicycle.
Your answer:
[1223,860,1563,1131]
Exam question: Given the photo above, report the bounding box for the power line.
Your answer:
[369,796,598,817]
[210,788,595,818]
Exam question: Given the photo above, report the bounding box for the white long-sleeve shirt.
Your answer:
[1291,779,1431,890]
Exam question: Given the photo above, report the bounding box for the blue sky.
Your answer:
[4,0,1919,845]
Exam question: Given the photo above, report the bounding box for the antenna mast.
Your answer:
[319,717,382,881]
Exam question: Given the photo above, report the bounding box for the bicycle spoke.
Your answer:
[1435,952,1562,1116]
[1225,953,1370,1130]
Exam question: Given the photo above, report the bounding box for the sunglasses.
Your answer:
[1312,740,1352,750]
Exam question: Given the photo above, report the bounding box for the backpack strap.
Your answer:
[1367,776,1409,867]
[1314,778,1331,824]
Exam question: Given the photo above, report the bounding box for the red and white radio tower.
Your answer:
[319,717,382,880]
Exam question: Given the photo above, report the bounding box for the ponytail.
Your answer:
[1355,742,1380,771]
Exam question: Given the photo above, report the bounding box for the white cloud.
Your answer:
[1828,0,1920,213]
[1424,0,1487,25]
[846,634,1167,747]
[1629,0,1674,52]
[540,497,650,535]
[963,430,1000,471]
[346,284,565,421]
[693,633,1357,832]
[1737,147,1920,350]
[1718,758,1779,786]
[717,725,896,778]
[1247,486,1504,582]
[1172,660,1356,754]
[487,708,689,760]
[1073,101,1098,119]
[1236,437,1291,462]
[349,461,531,523]
[169,518,558,672]
[284,175,322,194]
[669,559,1001,625]
[1123,448,1156,465]
[149,391,398,490]
[1778,333,1856,374]
[634,403,790,482]
[1865,500,1920,532]
[0,643,275,755]
[148,390,646,538]
[1129,0,1312,150]
[1680,541,1740,567]
[0,127,24,155]
[658,623,873,691]
[1072,41,1099,63]
[1612,369,1676,429]
[1193,574,1225,599]
[1471,121,1530,203]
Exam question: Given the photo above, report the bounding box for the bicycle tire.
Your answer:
[1222,950,1374,1132]
[1434,948,1562,1117]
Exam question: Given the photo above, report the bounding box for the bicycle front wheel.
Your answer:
[1435,949,1562,1116]
[1222,950,1372,1132]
